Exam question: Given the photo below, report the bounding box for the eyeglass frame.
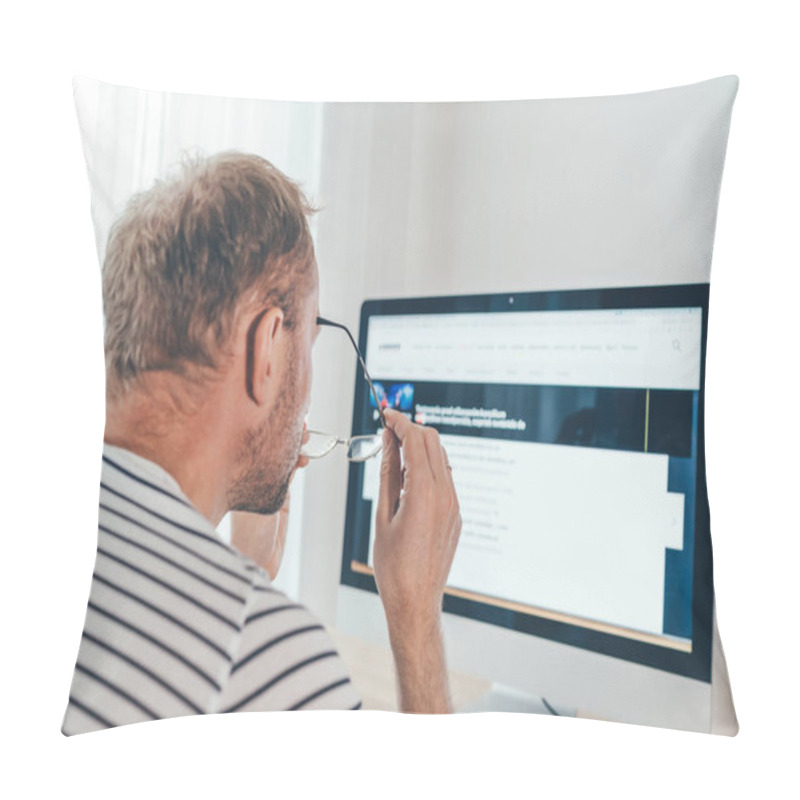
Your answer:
[299,316,387,462]
[316,316,388,428]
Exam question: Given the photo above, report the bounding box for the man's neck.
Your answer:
[104,376,237,526]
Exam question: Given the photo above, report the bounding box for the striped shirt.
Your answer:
[62,444,360,735]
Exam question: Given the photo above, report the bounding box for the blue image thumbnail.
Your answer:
[368,382,387,409]
[368,382,414,411]
[388,383,414,411]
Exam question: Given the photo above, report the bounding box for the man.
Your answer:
[62,152,462,734]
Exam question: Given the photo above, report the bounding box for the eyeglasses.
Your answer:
[301,430,384,462]
[299,316,386,462]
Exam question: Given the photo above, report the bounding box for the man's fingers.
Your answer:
[441,444,456,495]
[438,442,460,562]
[377,426,402,525]
[421,426,447,485]
[381,408,413,439]
[382,410,432,490]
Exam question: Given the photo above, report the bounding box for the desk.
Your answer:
[329,628,491,712]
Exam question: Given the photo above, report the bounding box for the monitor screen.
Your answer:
[340,284,713,682]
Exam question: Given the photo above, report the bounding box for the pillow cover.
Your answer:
[65,75,738,736]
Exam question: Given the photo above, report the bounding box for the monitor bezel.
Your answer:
[339,283,713,683]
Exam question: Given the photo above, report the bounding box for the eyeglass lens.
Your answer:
[347,435,383,462]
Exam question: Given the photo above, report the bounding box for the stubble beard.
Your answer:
[228,365,303,515]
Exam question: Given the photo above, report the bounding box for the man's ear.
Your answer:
[246,307,285,405]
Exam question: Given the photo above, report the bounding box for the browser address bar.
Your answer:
[366,308,703,391]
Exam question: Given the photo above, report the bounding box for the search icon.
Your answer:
[672,339,681,352]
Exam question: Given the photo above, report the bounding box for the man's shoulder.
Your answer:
[100,446,358,701]
[218,576,359,712]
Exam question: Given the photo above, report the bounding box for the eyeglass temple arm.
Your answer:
[317,317,387,426]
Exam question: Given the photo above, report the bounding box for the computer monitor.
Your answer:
[336,283,730,732]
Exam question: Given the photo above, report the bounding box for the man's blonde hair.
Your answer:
[102,152,316,396]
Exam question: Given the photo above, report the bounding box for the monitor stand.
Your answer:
[458,682,576,717]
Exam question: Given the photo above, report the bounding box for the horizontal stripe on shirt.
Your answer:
[62,444,359,735]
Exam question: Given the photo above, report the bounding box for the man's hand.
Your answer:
[230,426,310,580]
[373,408,462,713]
